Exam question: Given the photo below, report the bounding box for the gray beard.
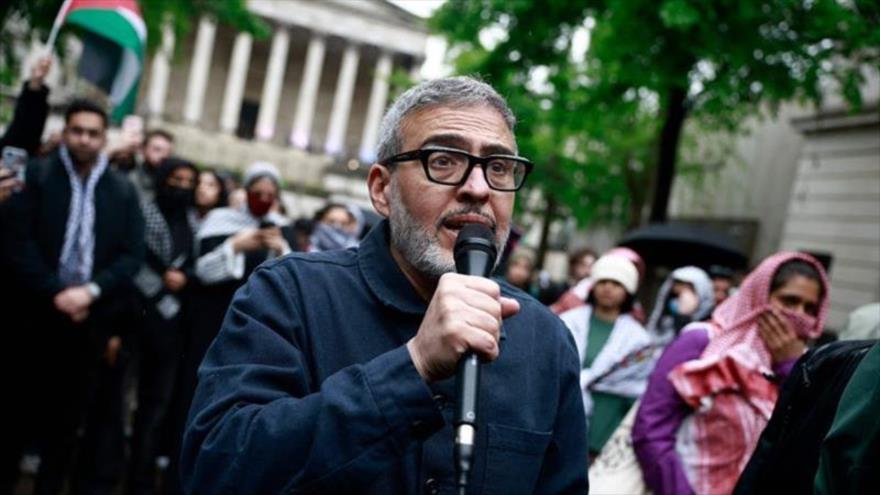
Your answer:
[387,180,509,280]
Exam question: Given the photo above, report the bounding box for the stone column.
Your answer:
[358,51,393,163]
[147,21,174,118]
[324,43,361,155]
[289,33,326,149]
[183,17,216,124]
[255,27,290,142]
[219,32,253,134]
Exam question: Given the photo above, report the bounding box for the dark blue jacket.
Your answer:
[182,220,588,494]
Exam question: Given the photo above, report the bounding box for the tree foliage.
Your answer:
[430,0,880,235]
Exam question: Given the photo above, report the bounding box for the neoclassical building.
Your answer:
[138,0,428,196]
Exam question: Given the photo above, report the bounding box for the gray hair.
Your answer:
[375,76,517,162]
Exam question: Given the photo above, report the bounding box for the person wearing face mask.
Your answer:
[127,158,199,495]
[194,161,291,286]
[645,266,715,345]
[309,202,359,251]
[633,252,830,495]
[189,160,290,336]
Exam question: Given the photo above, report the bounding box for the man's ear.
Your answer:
[367,164,392,218]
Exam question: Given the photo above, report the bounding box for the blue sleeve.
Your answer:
[536,320,590,494]
[180,266,445,493]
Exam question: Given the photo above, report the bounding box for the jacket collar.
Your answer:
[358,219,429,315]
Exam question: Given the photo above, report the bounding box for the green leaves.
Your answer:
[659,0,700,29]
[429,0,877,228]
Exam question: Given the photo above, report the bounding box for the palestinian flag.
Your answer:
[61,0,146,123]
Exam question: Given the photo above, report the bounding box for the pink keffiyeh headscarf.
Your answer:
[668,251,829,495]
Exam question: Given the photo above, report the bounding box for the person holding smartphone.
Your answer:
[1,54,54,493]
[0,160,23,204]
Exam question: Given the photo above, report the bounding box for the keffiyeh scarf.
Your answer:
[57,145,109,286]
[667,252,829,495]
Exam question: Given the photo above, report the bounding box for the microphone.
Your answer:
[452,223,497,493]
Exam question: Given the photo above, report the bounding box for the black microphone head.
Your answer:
[454,223,497,277]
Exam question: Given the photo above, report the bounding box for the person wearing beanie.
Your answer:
[550,246,648,323]
[189,159,290,353]
[560,252,653,456]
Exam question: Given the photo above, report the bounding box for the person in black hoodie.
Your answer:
[127,158,199,495]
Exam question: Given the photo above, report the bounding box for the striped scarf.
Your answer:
[58,145,109,286]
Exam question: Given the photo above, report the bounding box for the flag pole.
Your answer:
[45,0,74,54]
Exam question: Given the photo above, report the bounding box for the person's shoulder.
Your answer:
[258,247,360,276]
[618,312,649,334]
[23,153,63,192]
[498,278,538,307]
[102,166,138,196]
[25,152,56,177]
[664,323,711,358]
[558,304,590,324]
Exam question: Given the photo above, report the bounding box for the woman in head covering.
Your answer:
[645,266,715,345]
[193,161,290,287]
[128,157,199,494]
[633,252,829,495]
[559,252,652,456]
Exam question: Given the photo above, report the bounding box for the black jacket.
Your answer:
[0,82,50,156]
[733,339,875,495]
[7,149,145,302]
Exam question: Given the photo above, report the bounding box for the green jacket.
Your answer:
[814,341,880,494]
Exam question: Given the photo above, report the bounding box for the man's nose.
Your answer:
[456,165,491,201]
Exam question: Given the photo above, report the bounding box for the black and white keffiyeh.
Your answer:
[195,206,287,249]
[57,145,109,286]
[142,200,198,266]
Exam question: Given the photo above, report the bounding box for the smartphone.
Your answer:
[1,146,28,182]
[121,115,144,147]
[259,219,275,229]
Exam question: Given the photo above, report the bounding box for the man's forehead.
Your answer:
[67,112,105,128]
[400,104,516,153]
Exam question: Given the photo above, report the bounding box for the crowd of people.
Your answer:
[0,58,376,495]
[0,59,877,495]
[513,234,878,494]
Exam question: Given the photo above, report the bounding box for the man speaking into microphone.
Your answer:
[181,76,588,494]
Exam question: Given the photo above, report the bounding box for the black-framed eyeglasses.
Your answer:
[379,146,534,192]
